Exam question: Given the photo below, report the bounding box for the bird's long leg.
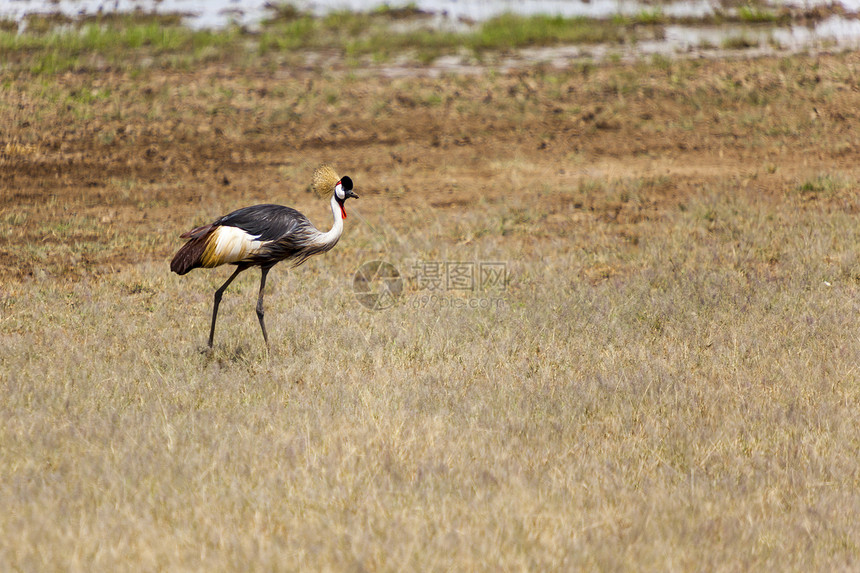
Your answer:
[209,265,247,348]
[256,266,272,347]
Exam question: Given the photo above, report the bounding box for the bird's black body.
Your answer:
[170,167,357,348]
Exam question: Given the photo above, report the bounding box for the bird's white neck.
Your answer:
[313,194,346,249]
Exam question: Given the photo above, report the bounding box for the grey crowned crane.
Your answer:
[170,164,358,348]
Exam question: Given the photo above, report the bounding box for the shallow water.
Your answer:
[1,0,271,29]
[3,0,858,27]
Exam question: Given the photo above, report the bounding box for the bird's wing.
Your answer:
[214,204,310,242]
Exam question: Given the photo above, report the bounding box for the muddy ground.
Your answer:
[1,52,859,283]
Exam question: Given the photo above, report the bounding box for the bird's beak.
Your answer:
[347,189,359,199]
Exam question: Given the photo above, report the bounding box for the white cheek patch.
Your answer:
[335,183,345,200]
[212,226,264,263]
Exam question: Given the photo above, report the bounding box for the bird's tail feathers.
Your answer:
[171,232,212,275]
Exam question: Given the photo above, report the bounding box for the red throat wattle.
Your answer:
[340,204,347,219]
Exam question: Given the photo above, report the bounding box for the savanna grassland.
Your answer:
[2,9,860,571]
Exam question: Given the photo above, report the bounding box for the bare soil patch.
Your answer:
[2,53,859,283]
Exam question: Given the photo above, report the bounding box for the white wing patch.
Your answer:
[209,226,265,265]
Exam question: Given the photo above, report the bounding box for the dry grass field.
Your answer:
[2,20,860,569]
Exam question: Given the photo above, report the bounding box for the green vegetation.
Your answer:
[631,8,665,25]
[795,173,853,199]
[737,4,782,23]
[256,9,658,59]
[0,14,241,73]
[473,14,628,47]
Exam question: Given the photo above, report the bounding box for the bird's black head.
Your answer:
[334,176,357,219]
[334,176,358,202]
